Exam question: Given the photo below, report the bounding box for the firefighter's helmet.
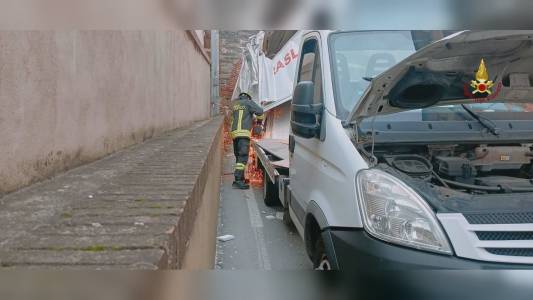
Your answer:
[239,92,252,100]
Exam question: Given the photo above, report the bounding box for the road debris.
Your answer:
[265,215,276,220]
[217,234,235,242]
[91,223,102,228]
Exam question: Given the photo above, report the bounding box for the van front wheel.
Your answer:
[313,237,332,270]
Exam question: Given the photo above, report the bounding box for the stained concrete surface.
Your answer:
[216,153,311,270]
[0,118,222,269]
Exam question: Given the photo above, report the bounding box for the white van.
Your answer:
[278,30,533,269]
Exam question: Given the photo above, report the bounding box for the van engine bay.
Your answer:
[361,143,533,194]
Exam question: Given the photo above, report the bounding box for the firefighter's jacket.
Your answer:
[230,98,264,139]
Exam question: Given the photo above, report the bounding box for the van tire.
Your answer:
[313,237,332,270]
[263,173,280,207]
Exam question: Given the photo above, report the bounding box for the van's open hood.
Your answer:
[347,30,533,124]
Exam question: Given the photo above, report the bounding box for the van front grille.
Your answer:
[476,231,533,241]
[437,213,533,264]
[464,212,533,224]
[486,248,533,257]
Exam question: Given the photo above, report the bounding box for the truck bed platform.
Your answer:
[253,138,289,183]
[255,139,289,161]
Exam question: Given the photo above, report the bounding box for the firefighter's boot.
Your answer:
[232,180,250,190]
[232,166,249,190]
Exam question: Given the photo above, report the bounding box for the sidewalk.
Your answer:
[0,117,223,269]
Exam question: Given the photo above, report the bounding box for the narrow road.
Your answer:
[216,152,311,270]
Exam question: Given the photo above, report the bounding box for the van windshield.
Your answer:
[329,30,455,119]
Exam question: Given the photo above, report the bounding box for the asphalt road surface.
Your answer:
[216,153,311,270]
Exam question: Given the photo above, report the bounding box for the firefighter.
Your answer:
[230,92,264,189]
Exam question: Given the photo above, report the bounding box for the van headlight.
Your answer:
[356,169,452,255]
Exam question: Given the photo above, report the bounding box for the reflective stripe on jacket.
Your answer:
[230,99,264,139]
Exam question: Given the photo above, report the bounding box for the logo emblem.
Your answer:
[470,59,494,95]
[463,58,501,102]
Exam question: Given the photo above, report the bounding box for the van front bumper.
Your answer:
[327,229,533,270]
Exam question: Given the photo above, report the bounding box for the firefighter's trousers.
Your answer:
[233,137,250,182]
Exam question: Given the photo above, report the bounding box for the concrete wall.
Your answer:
[181,120,222,269]
[0,30,211,195]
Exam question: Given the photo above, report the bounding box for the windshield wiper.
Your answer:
[461,104,500,136]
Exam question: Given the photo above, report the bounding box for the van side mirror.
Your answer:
[291,81,323,139]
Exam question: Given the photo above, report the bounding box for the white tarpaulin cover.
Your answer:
[233,31,302,112]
